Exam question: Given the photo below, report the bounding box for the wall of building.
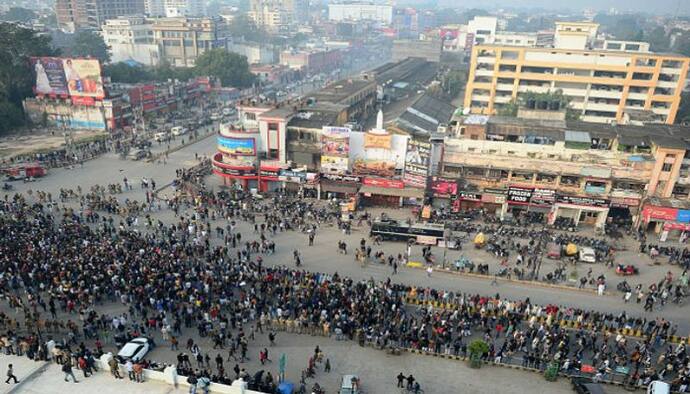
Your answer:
[327,4,393,24]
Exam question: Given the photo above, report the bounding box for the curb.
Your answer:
[147,130,216,163]
[405,262,603,295]
[7,361,50,394]
[402,296,687,344]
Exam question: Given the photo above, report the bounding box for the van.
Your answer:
[647,381,670,394]
[171,126,188,136]
[154,131,168,142]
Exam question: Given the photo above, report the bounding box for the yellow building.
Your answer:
[464,44,690,124]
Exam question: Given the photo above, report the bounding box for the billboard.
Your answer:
[217,136,256,155]
[352,159,396,177]
[31,57,68,96]
[321,126,350,173]
[431,178,457,197]
[63,58,105,98]
[404,139,431,188]
[364,132,392,149]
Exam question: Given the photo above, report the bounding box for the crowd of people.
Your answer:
[0,166,689,393]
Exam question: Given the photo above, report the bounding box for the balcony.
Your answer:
[475,68,494,77]
[477,56,496,64]
[496,83,515,91]
[589,89,623,99]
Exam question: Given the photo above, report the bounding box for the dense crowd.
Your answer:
[0,174,689,393]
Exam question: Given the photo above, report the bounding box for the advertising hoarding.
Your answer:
[62,58,105,99]
[431,178,457,197]
[217,136,256,155]
[364,132,392,149]
[31,57,69,96]
[321,126,350,173]
[404,139,431,187]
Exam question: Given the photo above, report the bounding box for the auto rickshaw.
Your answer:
[565,243,578,257]
[474,232,486,249]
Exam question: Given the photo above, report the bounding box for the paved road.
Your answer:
[4,134,689,333]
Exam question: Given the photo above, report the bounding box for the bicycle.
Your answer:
[400,386,424,394]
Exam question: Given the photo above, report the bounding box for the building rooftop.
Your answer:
[309,79,374,105]
[260,107,295,119]
[287,103,347,129]
[395,94,456,136]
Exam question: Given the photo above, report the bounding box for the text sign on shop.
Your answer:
[507,186,532,204]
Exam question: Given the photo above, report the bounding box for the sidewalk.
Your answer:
[0,356,184,394]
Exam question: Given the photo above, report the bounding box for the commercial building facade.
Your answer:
[464,45,690,124]
[101,17,160,66]
[327,3,393,24]
[447,112,690,237]
[56,0,145,31]
[151,17,229,67]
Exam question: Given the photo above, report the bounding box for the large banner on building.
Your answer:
[350,131,408,178]
[404,139,431,187]
[31,57,69,96]
[217,136,256,155]
[321,126,350,173]
[62,58,105,99]
[364,132,392,149]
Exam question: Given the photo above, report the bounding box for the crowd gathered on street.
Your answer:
[0,165,689,393]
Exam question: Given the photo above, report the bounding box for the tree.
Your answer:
[1,7,36,22]
[647,26,670,53]
[0,23,57,133]
[228,14,267,43]
[0,101,25,134]
[194,49,255,88]
[68,30,110,63]
[103,63,152,83]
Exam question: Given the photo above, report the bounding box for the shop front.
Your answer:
[550,194,610,229]
[212,155,258,190]
[359,177,424,207]
[640,205,680,238]
[318,173,361,200]
[258,165,284,193]
[278,170,319,198]
[503,186,554,223]
[607,195,641,227]
[431,177,458,209]
[480,189,506,215]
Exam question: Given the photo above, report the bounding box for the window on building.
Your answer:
[662,163,673,172]
[268,148,279,160]
[245,113,256,121]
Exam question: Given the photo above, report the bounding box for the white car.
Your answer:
[171,126,188,136]
[117,337,151,362]
[578,247,597,263]
[154,131,168,142]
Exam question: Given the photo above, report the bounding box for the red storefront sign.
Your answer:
[431,179,458,197]
[362,177,404,189]
[641,205,678,221]
[663,222,690,231]
[71,96,95,106]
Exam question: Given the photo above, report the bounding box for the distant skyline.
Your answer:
[430,0,690,16]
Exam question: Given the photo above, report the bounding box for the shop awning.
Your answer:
[359,185,424,199]
[321,182,359,194]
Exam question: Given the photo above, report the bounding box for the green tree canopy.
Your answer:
[1,7,37,22]
[0,23,57,133]
[68,30,110,63]
[228,14,267,43]
[193,49,255,88]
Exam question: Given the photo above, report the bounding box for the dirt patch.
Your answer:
[0,130,108,159]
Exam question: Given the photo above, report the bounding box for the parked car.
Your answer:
[546,243,562,259]
[154,131,169,142]
[579,247,597,263]
[117,337,151,362]
[127,149,150,161]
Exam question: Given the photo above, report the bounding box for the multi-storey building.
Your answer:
[102,17,160,66]
[327,2,393,25]
[56,0,145,31]
[465,45,690,125]
[151,17,228,67]
[448,109,690,237]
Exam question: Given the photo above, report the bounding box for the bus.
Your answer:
[370,218,447,244]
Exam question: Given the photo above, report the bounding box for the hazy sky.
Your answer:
[444,0,690,15]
